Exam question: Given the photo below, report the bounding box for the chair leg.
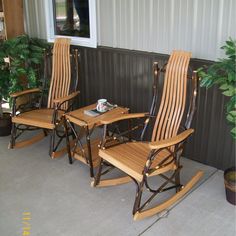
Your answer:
[9,125,46,149]
[64,119,73,164]
[9,123,17,149]
[91,159,132,187]
[132,180,144,215]
[49,123,77,159]
[92,159,103,186]
[71,123,76,140]
[133,171,204,220]
[49,129,56,157]
[43,129,48,137]
[85,126,94,178]
[175,170,181,192]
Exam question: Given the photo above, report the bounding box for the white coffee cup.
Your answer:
[96,99,107,112]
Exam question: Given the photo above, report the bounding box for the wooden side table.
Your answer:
[64,103,129,177]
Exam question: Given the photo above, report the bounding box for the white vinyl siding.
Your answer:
[24,0,236,60]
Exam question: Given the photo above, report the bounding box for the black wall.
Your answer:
[76,46,235,170]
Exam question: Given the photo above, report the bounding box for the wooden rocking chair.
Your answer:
[9,38,79,158]
[92,50,203,220]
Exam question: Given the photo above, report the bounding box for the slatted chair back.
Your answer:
[151,50,191,142]
[47,38,71,110]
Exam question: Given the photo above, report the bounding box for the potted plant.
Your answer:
[0,34,48,136]
[198,38,236,205]
[0,42,11,136]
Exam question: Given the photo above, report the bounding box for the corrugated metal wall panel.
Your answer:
[97,0,236,60]
[77,46,235,170]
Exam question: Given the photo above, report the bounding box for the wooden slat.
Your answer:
[63,39,71,110]
[100,112,147,125]
[47,38,71,109]
[66,104,129,128]
[170,52,189,138]
[165,52,182,139]
[10,88,41,98]
[47,40,58,108]
[99,142,175,182]
[152,51,191,142]
[12,109,63,129]
[53,91,79,104]
[149,129,194,149]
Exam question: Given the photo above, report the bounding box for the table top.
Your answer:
[65,103,129,128]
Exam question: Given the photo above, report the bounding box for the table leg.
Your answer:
[64,118,73,164]
[85,126,94,178]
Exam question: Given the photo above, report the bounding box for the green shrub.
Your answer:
[0,34,49,117]
[198,38,236,139]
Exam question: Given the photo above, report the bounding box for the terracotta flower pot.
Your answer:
[224,167,236,205]
[0,112,12,136]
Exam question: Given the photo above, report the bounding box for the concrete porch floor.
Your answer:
[0,133,235,236]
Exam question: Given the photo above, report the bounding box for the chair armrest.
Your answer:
[53,91,80,104]
[149,129,194,150]
[100,112,149,125]
[10,88,41,98]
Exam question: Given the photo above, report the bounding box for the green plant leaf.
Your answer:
[228,72,236,82]
[229,111,236,117]
[200,76,214,88]
[197,37,236,140]
[30,58,41,64]
[226,114,234,123]
[219,84,230,90]
[16,68,26,74]
[230,127,236,139]
[0,34,49,109]
[222,90,234,97]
